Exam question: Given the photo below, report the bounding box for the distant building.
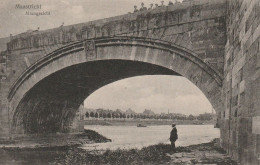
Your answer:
[126,108,136,115]
[143,109,155,116]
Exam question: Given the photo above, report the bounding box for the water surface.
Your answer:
[83,125,220,151]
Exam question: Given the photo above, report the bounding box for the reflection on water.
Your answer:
[82,125,220,151]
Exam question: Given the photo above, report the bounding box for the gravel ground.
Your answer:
[51,139,237,165]
[166,139,237,165]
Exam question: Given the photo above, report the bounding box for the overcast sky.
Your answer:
[84,76,212,115]
[0,0,212,115]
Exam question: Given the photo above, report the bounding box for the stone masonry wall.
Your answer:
[0,37,10,138]
[222,0,260,164]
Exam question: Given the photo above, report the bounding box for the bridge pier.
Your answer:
[221,0,260,164]
[0,80,11,139]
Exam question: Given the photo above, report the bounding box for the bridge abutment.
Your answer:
[0,103,10,139]
[221,0,260,164]
[0,78,11,139]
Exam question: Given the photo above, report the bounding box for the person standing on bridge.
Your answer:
[140,2,147,11]
[170,123,178,151]
[134,5,138,12]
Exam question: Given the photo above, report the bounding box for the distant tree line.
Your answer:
[83,108,215,121]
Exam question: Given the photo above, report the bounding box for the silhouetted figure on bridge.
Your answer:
[160,1,165,7]
[168,1,174,5]
[140,2,147,11]
[149,4,153,10]
[170,123,178,151]
[134,5,138,12]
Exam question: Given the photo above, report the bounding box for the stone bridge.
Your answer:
[0,0,259,164]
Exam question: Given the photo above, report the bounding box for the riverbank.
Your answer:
[51,139,237,165]
[0,129,111,164]
[0,129,111,148]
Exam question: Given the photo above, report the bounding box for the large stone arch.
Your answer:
[8,36,223,134]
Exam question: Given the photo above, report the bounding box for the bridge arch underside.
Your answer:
[14,60,181,134]
[10,38,223,134]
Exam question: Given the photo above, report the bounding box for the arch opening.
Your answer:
[12,60,182,134]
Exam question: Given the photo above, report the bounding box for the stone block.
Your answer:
[239,80,245,93]
[253,116,260,134]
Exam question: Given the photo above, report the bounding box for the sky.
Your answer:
[0,0,212,115]
[84,76,212,115]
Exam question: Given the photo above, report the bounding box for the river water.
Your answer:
[83,125,220,151]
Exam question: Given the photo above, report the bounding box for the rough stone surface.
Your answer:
[220,0,260,164]
[167,139,237,165]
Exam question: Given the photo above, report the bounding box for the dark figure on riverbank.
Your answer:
[170,123,178,151]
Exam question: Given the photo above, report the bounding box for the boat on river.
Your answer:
[137,123,147,127]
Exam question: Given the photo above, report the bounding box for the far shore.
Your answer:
[83,118,216,126]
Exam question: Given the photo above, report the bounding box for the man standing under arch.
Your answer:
[170,123,178,151]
